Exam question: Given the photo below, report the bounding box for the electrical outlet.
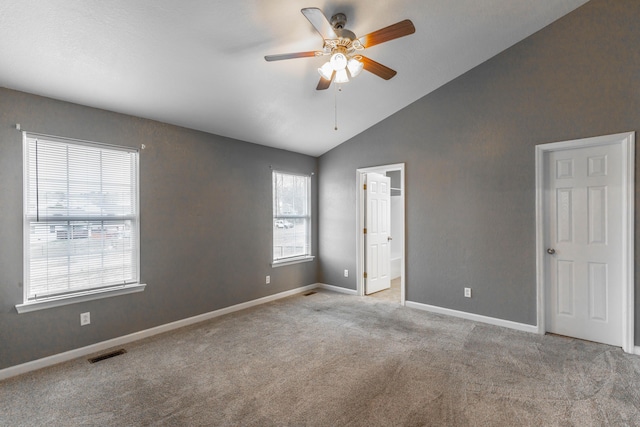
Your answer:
[80,312,91,326]
[266,275,270,285]
[344,269,349,277]
[464,288,472,298]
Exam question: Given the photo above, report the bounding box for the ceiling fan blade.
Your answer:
[264,51,320,62]
[316,71,335,90]
[301,8,338,40]
[358,19,415,49]
[359,56,397,80]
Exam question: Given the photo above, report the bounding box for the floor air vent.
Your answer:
[88,349,127,364]
[304,291,317,296]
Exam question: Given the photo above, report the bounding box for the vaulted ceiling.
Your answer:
[0,0,589,156]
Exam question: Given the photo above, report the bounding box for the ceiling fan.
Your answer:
[265,8,415,90]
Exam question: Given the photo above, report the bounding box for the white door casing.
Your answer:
[535,132,634,353]
[364,172,391,294]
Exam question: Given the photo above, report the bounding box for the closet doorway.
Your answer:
[356,163,405,305]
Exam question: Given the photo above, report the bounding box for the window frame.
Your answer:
[271,170,314,267]
[16,132,145,314]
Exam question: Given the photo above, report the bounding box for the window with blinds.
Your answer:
[272,171,312,263]
[23,132,140,303]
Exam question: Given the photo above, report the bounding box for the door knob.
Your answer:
[388,236,393,241]
[547,248,556,255]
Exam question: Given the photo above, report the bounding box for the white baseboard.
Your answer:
[0,283,320,382]
[405,300,539,334]
[316,283,358,295]
[635,346,640,356]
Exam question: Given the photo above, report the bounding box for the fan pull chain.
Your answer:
[334,84,342,131]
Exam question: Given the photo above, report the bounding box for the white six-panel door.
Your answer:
[544,143,623,346]
[365,173,391,295]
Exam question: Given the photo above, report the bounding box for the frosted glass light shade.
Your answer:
[330,52,347,70]
[335,68,349,83]
[347,58,363,77]
[318,62,333,80]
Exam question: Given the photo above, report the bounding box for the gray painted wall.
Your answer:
[318,0,640,344]
[0,88,318,369]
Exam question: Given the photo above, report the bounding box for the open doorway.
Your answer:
[356,163,405,305]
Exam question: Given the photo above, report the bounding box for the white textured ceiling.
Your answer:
[0,0,589,156]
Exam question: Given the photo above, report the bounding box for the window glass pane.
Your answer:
[28,220,135,299]
[273,217,309,259]
[26,138,136,219]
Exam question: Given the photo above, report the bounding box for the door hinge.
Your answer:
[363,228,367,234]
[363,184,367,190]
[363,272,367,279]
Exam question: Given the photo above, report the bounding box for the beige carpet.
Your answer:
[368,277,401,302]
[1,289,639,426]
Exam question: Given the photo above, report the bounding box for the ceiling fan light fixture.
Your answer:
[335,68,349,84]
[347,58,363,78]
[265,8,415,91]
[318,62,334,80]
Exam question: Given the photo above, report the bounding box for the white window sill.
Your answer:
[271,256,315,268]
[15,283,146,314]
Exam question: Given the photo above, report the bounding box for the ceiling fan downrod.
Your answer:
[330,13,347,29]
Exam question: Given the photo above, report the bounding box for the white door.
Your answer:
[365,173,391,295]
[544,143,623,346]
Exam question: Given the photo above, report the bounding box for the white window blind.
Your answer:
[23,133,140,302]
[272,171,311,262]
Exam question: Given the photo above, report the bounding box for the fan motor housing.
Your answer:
[330,13,356,43]
[335,28,356,42]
